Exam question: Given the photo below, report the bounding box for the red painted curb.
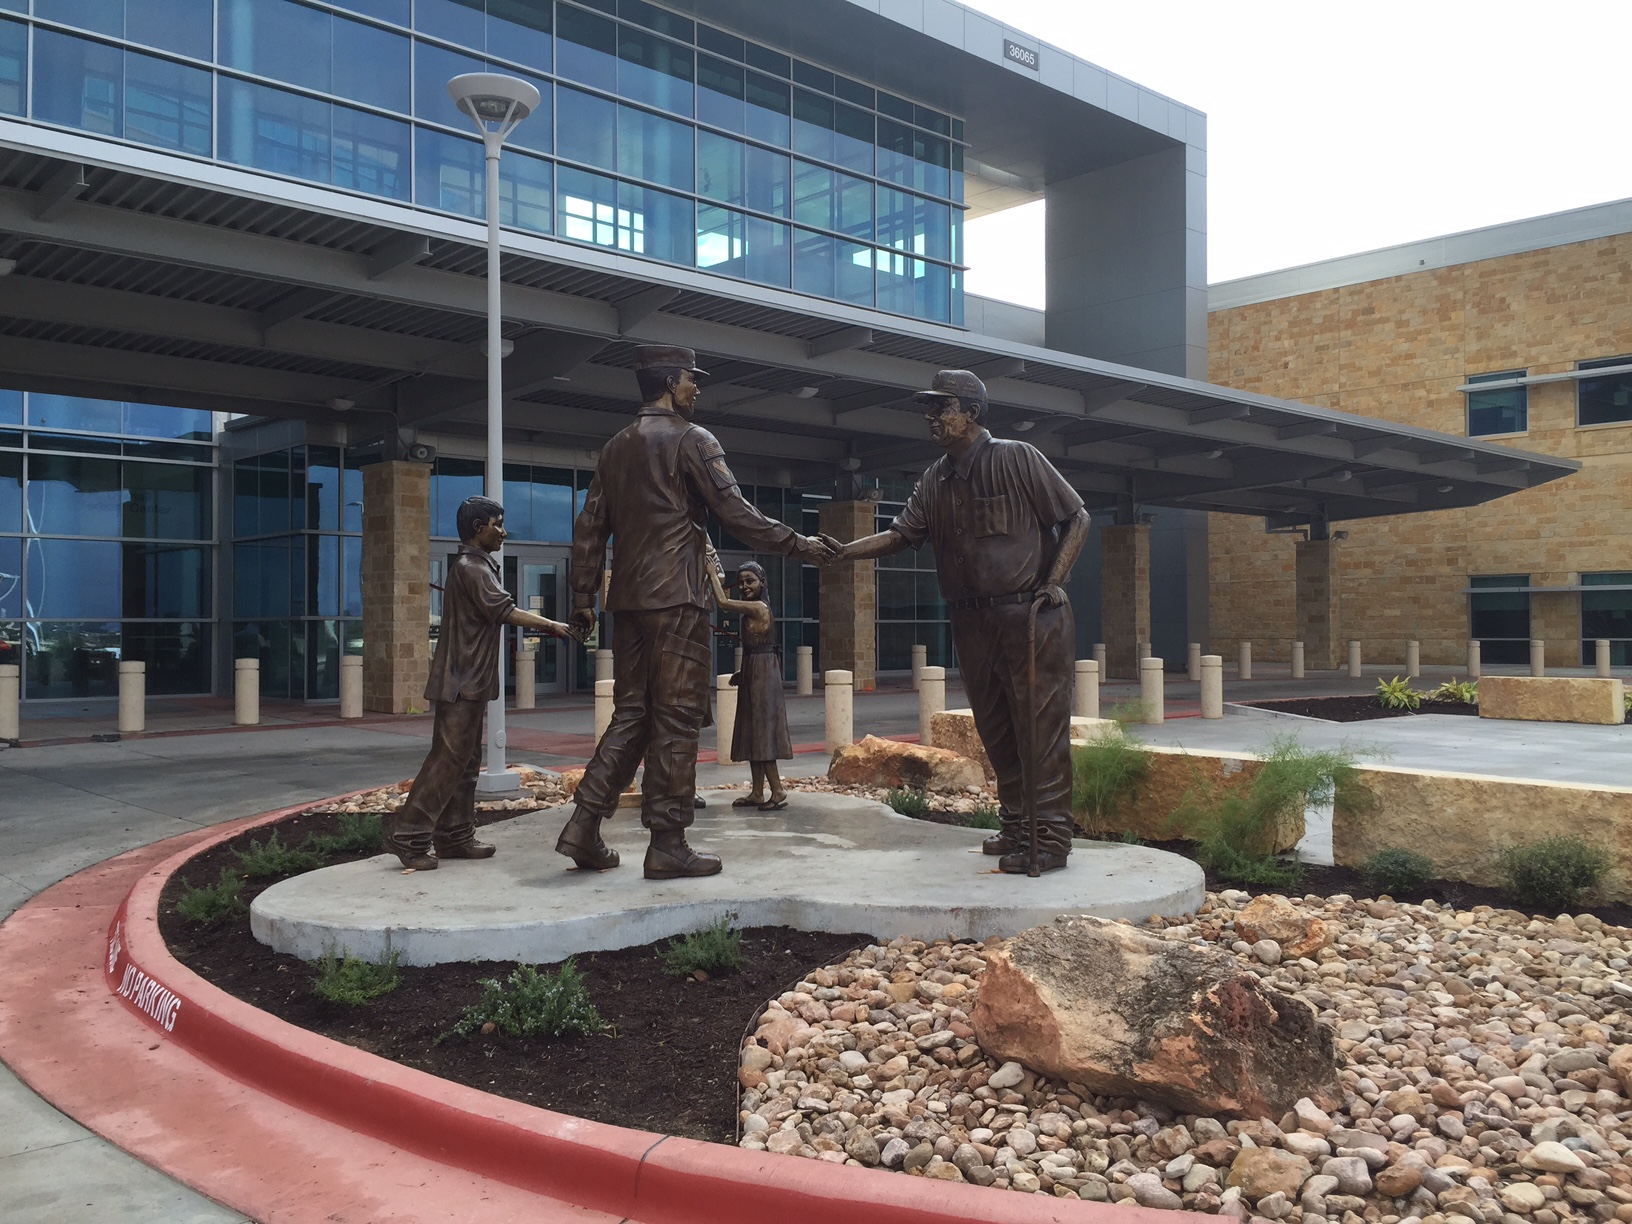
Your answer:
[91,793,1184,1223]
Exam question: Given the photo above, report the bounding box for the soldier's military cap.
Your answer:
[912,369,988,407]
[633,344,709,379]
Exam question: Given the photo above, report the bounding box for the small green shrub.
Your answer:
[313,950,401,1005]
[1429,679,1478,705]
[662,915,746,977]
[1104,699,1152,727]
[1362,848,1436,895]
[304,813,384,857]
[1498,836,1613,913]
[1376,676,1422,711]
[968,803,1001,831]
[175,869,246,926]
[234,830,324,878]
[885,787,930,818]
[1071,730,1152,836]
[442,960,604,1041]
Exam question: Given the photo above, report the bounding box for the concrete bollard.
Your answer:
[595,648,614,684]
[1187,642,1201,682]
[823,670,853,753]
[0,662,20,741]
[715,673,738,766]
[919,665,946,746]
[1139,656,1164,724]
[1347,641,1362,679]
[1406,640,1420,679]
[1200,654,1224,719]
[1291,640,1305,680]
[339,655,362,719]
[513,648,535,710]
[1093,642,1107,672]
[1530,639,1546,678]
[594,679,614,743]
[1074,659,1100,719]
[233,657,259,726]
[1238,640,1253,681]
[1467,638,1481,679]
[911,644,926,690]
[1597,639,1612,678]
[118,659,145,734]
[796,645,813,696]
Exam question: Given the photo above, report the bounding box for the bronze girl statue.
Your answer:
[706,546,791,810]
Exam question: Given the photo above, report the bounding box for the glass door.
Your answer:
[510,547,570,697]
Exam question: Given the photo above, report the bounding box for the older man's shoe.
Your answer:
[435,838,496,860]
[997,849,1069,875]
[387,840,438,871]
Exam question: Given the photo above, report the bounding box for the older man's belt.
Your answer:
[945,590,1041,612]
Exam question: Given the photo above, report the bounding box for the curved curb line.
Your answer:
[96,792,1189,1224]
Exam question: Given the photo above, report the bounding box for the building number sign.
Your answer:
[1004,39,1039,70]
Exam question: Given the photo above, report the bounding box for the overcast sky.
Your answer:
[960,0,1632,308]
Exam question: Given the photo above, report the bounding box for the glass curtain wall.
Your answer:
[708,484,823,681]
[874,479,950,673]
[1582,572,1632,667]
[0,389,216,700]
[8,0,966,324]
[1469,574,1531,666]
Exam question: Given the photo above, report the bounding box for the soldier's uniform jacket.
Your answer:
[571,406,798,610]
[424,544,516,703]
[889,427,1084,600]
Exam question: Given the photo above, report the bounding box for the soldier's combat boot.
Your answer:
[643,829,722,879]
[554,807,619,870]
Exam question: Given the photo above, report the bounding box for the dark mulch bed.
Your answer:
[159,806,870,1143]
[1246,695,1480,722]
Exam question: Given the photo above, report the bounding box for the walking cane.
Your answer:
[1025,593,1046,878]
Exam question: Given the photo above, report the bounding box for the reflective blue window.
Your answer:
[27,455,123,537]
[697,203,788,287]
[416,0,484,49]
[697,132,787,216]
[620,0,691,41]
[0,18,23,116]
[342,537,362,617]
[431,456,483,537]
[306,445,341,530]
[878,188,950,262]
[234,451,294,536]
[0,451,19,535]
[502,462,532,539]
[556,86,616,171]
[489,0,553,70]
[556,4,616,92]
[124,543,209,618]
[876,251,949,322]
[34,31,212,155]
[696,53,744,134]
[792,229,873,306]
[222,0,411,113]
[234,539,298,616]
[22,620,121,699]
[0,389,17,427]
[745,72,788,147]
[791,160,870,238]
[28,394,121,433]
[124,462,211,540]
[416,127,553,232]
[557,167,690,264]
[122,402,213,440]
[37,0,212,60]
[878,118,951,199]
[413,39,483,128]
[618,27,691,117]
[334,0,408,24]
[530,467,574,542]
[0,536,19,618]
[311,533,339,615]
[123,621,212,695]
[220,77,409,199]
[343,454,364,532]
[791,90,871,175]
[26,538,121,618]
[617,103,692,192]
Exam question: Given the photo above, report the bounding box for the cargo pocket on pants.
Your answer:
[657,629,712,717]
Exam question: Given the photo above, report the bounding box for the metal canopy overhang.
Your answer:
[0,136,1581,526]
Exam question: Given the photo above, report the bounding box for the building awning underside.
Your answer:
[0,148,1579,526]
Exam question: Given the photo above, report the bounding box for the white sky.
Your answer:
[960,0,1632,309]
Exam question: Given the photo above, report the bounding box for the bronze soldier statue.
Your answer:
[386,495,574,870]
[558,346,835,879]
[830,371,1091,874]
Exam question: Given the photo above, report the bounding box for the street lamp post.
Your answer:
[447,72,541,796]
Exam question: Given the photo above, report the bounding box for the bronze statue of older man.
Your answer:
[829,370,1091,874]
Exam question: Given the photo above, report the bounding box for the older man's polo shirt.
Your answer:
[424,544,516,703]
[888,429,1084,603]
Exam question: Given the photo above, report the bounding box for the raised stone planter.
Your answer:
[1478,675,1625,725]
[928,708,1119,780]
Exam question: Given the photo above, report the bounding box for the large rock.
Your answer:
[827,735,984,793]
[559,767,641,808]
[930,709,1119,780]
[970,916,1339,1118]
[1235,895,1331,960]
[1478,675,1625,725]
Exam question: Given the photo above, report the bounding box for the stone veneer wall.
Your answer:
[819,501,878,692]
[361,461,430,714]
[1208,232,1632,667]
[1100,524,1151,679]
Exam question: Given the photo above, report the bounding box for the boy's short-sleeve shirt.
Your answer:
[425,544,516,702]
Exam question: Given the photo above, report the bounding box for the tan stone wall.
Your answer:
[1478,676,1625,725]
[1100,524,1151,679]
[819,501,877,691]
[361,461,430,714]
[1209,233,1632,667]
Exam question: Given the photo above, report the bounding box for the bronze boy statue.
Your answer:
[706,545,792,810]
[386,495,574,870]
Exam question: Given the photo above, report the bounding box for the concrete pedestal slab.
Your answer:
[251,793,1206,966]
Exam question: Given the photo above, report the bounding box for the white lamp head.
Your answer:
[446,73,542,134]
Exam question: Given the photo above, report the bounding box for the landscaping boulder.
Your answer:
[827,735,983,794]
[1235,894,1331,960]
[559,767,641,808]
[930,709,1119,780]
[970,916,1339,1118]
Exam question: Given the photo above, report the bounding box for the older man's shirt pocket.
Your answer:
[972,495,1010,538]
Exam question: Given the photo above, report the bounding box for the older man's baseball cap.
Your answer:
[634,344,709,379]
[912,369,987,407]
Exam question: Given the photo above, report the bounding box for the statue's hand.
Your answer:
[569,607,597,641]
[1037,584,1069,608]
[796,534,838,565]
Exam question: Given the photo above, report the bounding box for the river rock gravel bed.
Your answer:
[738,890,1632,1224]
[302,765,570,815]
[781,773,998,816]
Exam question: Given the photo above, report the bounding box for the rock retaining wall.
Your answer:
[1478,676,1626,726]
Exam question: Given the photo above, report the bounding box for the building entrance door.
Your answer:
[507,547,571,698]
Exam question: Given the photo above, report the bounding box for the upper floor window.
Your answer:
[1577,356,1632,426]
[1465,370,1526,437]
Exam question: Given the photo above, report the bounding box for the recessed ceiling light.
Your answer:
[1331,470,1352,482]
[1013,420,1035,432]
[0,258,16,277]
[1203,448,1223,460]
[1437,484,1453,493]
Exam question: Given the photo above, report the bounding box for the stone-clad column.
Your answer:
[819,500,877,692]
[362,460,431,714]
[1295,538,1342,672]
[1100,524,1150,680]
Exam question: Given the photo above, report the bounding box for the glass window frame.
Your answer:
[1465,370,1527,438]
[1577,356,1632,428]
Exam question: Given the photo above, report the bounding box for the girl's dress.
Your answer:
[731,610,792,762]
